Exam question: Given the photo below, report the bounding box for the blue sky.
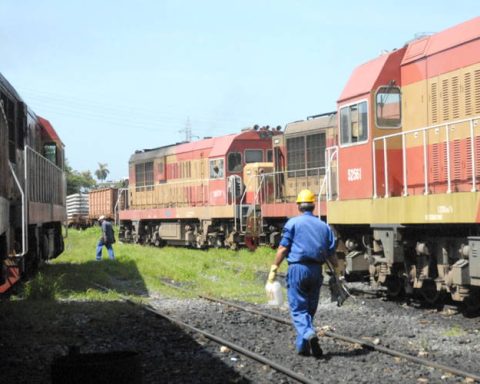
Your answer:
[0,1,478,180]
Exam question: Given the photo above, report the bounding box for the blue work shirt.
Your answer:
[279,211,336,264]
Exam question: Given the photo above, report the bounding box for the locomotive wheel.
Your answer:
[419,279,440,304]
[385,276,404,299]
[463,290,480,316]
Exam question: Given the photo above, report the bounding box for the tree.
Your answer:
[65,161,97,195]
[95,162,110,182]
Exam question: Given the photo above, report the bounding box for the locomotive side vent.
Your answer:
[465,72,472,116]
[465,137,480,180]
[452,139,461,181]
[451,76,460,119]
[442,142,448,182]
[442,78,449,121]
[431,82,438,123]
[475,69,480,115]
[431,143,440,183]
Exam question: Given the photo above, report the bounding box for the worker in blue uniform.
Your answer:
[267,189,336,357]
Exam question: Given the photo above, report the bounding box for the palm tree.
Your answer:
[95,162,110,181]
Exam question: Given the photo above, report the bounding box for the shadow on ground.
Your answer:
[0,260,252,383]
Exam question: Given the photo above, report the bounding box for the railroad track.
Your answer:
[157,279,480,383]
[95,283,319,384]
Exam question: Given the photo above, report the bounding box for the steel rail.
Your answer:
[159,280,480,382]
[95,284,320,384]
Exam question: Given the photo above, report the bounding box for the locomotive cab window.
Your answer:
[340,101,368,145]
[43,143,57,164]
[376,86,401,128]
[267,149,273,162]
[228,152,242,172]
[209,158,224,179]
[245,149,263,163]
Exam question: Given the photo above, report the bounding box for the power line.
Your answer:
[18,87,252,128]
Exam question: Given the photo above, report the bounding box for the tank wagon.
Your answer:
[119,127,280,249]
[256,17,480,309]
[0,73,66,292]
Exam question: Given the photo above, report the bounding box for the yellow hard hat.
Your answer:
[296,189,315,203]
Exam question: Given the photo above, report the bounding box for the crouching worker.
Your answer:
[267,189,336,357]
[96,215,115,260]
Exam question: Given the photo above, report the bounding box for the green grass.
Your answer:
[16,227,282,303]
[442,325,466,337]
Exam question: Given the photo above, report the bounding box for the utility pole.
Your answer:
[179,117,192,142]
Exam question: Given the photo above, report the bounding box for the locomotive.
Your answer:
[118,127,281,249]
[260,17,480,309]
[0,73,66,293]
[119,17,480,308]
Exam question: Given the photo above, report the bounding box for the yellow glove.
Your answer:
[334,264,341,277]
[267,265,278,284]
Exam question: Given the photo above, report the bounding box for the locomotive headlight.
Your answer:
[345,239,358,251]
[459,244,470,259]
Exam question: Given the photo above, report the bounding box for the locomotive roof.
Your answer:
[338,17,480,103]
[38,116,64,147]
[337,52,396,103]
[130,129,273,162]
[284,112,337,136]
[129,144,177,162]
[0,73,23,101]
[402,16,480,65]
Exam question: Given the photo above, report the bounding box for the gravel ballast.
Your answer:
[1,283,479,383]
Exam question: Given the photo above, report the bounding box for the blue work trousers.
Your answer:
[96,239,115,260]
[286,263,323,353]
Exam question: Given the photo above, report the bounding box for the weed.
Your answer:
[442,325,465,337]
[23,273,63,300]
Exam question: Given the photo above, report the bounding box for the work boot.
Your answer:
[308,335,323,358]
[297,347,310,357]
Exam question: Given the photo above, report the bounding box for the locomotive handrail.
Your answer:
[114,188,128,226]
[238,173,257,232]
[134,178,210,208]
[317,146,339,219]
[325,146,338,202]
[252,166,329,204]
[25,146,64,206]
[8,162,27,257]
[372,115,480,198]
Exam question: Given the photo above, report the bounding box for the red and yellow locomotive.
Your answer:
[260,17,480,307]
[119,127,280,249]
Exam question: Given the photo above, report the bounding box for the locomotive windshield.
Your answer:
[228,152,242,172]
[245,149,263,163]
[375,86,401,128]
